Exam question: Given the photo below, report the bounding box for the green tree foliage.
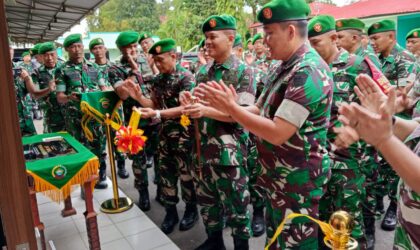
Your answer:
[87,0,159,32]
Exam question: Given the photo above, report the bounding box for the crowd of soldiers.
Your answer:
[10,0,420,249]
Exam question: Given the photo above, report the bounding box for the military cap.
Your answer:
[39,42,56,54]
[335,18,365,32]
[116,31,139,48]
[233,34,243,48]
[202,14,237,33]
[89,38,105,50]
[257,0,310,24]
[308,15,336,38]
[22,51,31,57]
[198,38,205,49]
[148,38,176,55]
[252,33,263,45]
[63,33,83,48]
[406,28,420,40]
[30,43,42,55]
[367,20,396,35]
[139,32,153,43]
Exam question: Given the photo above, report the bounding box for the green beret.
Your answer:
[89,38,105,50]
[139,32,153,43]
[39,42,56,54]
[22,51,30,57]
[308,15,336,38]
[406,28,420,40]
[202,14,237,33]
[116,31,139,48]
[368,20,396,35]
[30,43,42,55]
[198,38,205,49]
[148,38,176,55]
[233,34,242,48]
[252,33,263,45]
[257,0,310,24]
[335,18,365,32]
[63,33,83,48]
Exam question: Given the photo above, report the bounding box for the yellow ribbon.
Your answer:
[265,213,354,250]
[80,100,123,141]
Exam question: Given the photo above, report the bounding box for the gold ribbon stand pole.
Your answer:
[100,114,133,214]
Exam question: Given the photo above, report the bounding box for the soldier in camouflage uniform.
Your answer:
[30,42,66,134]
[308,15,377,249]
[108,31,160,211]
[127,38,199,234]
[393,123,420,250]
[182,15,255,250]
[406,28,420,120]
[13,66,37,136]
[368,20,418,231]
[232,33,266,238]
[89,38,130,182]
[198,2,333,248]
[55,34,108,189]
[335,18,382,249]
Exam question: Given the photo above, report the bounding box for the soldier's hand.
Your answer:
[180,90,193,106]
[395,87,413,113]
[20,69,29,79]
[333,125,360,149]
[69,92,80,101]
[48,80,56,92]
[127,55,139,72]
[198,80,237,114]
[354,74,389,114]
[139,108,156,119]
[183,103,207,119]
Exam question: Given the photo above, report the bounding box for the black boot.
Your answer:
[365,216,376,250]
[375,196,385,214]
[252,206,265,237]
[161,205,179,234]
[195,230,226,250]
[234,237,249,250]
[138,188,151,211]
[95,162,108,189]
[117,160,129,179]
[381,200,397,231]
[155,185,165,206]
[179,204,198,231]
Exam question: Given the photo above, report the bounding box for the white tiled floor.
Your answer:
[37,178,179,250]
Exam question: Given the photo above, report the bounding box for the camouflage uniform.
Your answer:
[55,60,107,164]
[107,56,159,191]
[19,61,42,120]
[31,62,66,133]
[353,45,383,222]
[378,43,417,205]
[14,67,36,136]
[393,125,420,250]
[321,49,376,248]
[195,54,255,239]
[151,63,197,207]
[255,44,332,249]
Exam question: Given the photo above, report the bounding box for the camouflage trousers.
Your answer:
[393,181,420,250]
[42,107,66,133]
[158,135,196,207]
[376,160,399,203]
[19,101,36,136]
[130,124,160,190]
[264,181,326,250]
[361,157,381,220]
[194,164,252,239]
[247,136,265,209]
[319,166,366,249]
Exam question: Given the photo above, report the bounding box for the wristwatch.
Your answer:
[153,110,161,122]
